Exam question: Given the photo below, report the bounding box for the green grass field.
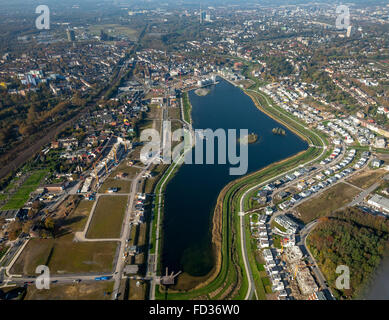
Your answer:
[99,178,131,194]
[110,162,142,179]
[87,24,139,40]
[182,92,192,123]
[67,200,95,232]
[86,195,128,239]
[10,235,118,275]
[1,170,47,210]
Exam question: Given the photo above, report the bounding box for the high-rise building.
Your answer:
[199,4,207,24]
[200,10,207,23]
[201,11,207,22]
[346,26,353,38]
[66,29,75,41]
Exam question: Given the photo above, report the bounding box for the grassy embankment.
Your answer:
[182,92,192,124]
[149,95,193,259]
[351,145,389,154]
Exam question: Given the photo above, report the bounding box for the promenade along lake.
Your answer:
[161,78,307,278]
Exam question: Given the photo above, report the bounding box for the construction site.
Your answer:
[281,245,321,300]
[79,136,132,194]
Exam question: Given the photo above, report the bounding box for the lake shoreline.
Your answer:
[218,74,310,144]
[160,77,308,291]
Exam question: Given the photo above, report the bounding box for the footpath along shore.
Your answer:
[150,77,327,300]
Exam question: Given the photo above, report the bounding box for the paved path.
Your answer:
[298,220,334,298]
[238,88,327,300]
[111,153,159,299]
[73,193,130,242]
[148,97,196,300]
[341,173,388,209]
[4,239,30,278]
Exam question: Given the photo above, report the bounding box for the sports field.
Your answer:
[1,170,47,210]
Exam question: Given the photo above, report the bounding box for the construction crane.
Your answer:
[114,148,118,163]
[293,262,315,279]
[89,135,130,182]
[293,264,299,279]
[93,163,99,185]
[280,237,289,254]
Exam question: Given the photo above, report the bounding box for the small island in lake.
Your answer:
[238,132,258,144]
[272,127,286,136]
[194,88,210,96]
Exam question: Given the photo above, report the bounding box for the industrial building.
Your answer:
[367,194,389,214]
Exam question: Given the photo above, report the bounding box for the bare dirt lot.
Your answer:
[296,182,360,223]
[127,279,146,300]
[25,281,114,300]
[10,235,118,275]
[347,168,387,189]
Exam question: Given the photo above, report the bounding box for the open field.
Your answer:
[135,223,147,249]
[110,161,142,178]
[87,24,139,41]
[99,178,131,194]
[25,281,114,300]
[129,146,150,165]
[0,245,9,260]
[296,182,360,223]
[10,235,118,275]
[168,107,181,120]
[1,170,47,210]
[51,196,95,234]
[128,279,146,300]
[347,168,387,189]
[138,119,161,132]
[170,119,182,133]
[143,164,169,194]
[146,104,162,120]
[86,195,127,239]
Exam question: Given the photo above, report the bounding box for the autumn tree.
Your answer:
[7,220,22,241]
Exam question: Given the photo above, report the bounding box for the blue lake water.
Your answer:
[161,79,308,276]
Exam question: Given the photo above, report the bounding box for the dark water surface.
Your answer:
[364,256,389,299]
[161,79,308,276]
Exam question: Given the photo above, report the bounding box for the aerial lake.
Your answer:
[161,78,308,278]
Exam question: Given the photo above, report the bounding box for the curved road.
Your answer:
[238,88,327,300]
